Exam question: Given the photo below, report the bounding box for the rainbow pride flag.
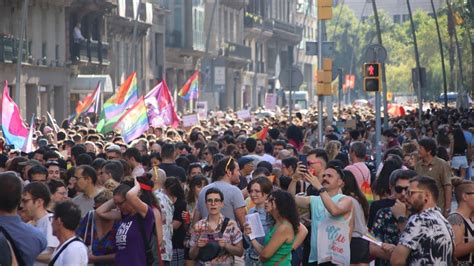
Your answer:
[113,96,149,143]
[251,126,269,140]
[73,81,101,122]
[97,72,138,133]
[178,71,199,100]
[1,81,29,150]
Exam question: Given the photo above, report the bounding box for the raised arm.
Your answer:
[95,199,121,221]
[126,178,149,218]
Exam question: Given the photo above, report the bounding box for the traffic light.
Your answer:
[316,58,333,96]
[363,63,380,92]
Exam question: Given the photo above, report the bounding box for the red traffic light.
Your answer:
[364,63,380,77]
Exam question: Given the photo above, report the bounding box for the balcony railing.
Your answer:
[77,40,109,65]
[223,41,251,60]
[0,34,30,63]
[273,20,303,36]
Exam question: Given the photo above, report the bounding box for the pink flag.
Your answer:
[145,80,180,128]
[1,81,29,150]
[23,114,35,153]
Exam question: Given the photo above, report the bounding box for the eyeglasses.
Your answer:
[225,157,234,172]
[206,198,223,204]
[394,186,409,193]
[407,189,425,197]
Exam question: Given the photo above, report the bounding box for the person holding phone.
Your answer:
[189,188,243,264]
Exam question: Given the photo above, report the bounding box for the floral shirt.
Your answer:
[154,189,174,262]
[371,207,400,266]
[190,215,243,265]
[399,207,454,265]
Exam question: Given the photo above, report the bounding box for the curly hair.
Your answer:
[270,190,299,233]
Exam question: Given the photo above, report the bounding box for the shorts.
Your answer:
[452,155,468,169]
[350,237,370,264]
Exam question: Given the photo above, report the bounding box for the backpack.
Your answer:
[137,212,163,266]
[0,226,26,266]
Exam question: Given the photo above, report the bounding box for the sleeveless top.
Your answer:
[262,222,295,266]
[309,193,346,263]
[449,212,474,265]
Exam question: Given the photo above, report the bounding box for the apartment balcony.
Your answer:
[76,40,109,65]
[244,13,273,39]
[271,19,303,44]
[220,0,248,10]
[0,34,30,64]
[223,42,251,61]
[70,0,117,11]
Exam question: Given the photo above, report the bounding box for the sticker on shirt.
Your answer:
[116,221,133,250]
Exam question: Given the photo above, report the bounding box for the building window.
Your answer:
[402,14,410,22]
[393,15,400,24]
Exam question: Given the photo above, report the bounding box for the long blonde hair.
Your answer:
[325,140,341,161]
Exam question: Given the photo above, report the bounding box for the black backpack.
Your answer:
[137,214,162,266]
[0,226,26,266]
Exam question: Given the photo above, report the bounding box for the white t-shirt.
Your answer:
[51,236,88,266]
[34,213,59,266]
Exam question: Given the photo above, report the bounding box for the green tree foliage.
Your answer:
[328,3,472,100]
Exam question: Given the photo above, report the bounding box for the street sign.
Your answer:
[279,66,304,89]
[364,44,387,63]
[305,41,334,56]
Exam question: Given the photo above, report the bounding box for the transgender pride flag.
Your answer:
[1,81,28,150]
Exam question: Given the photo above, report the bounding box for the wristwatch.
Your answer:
[317,187,327,194]
[396,216,407,223]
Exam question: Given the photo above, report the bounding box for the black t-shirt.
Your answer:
[172,199,187,249]
[238,176,248,190]
[367,198,396,229]
[160,163,187,183]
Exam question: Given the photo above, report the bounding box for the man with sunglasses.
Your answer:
[391,176,454,265]
[371,169,417,266]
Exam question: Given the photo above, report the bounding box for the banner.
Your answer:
[195,101,208,120]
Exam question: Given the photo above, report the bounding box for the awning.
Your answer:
[70,75,114,94]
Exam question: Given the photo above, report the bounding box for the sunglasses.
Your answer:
[394,186,409,193]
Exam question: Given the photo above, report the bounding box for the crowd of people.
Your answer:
[0,103,473,266]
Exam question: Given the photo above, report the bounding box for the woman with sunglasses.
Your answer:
[448,179,474,265]
[189,187,244,264]
[244,190,308,266]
